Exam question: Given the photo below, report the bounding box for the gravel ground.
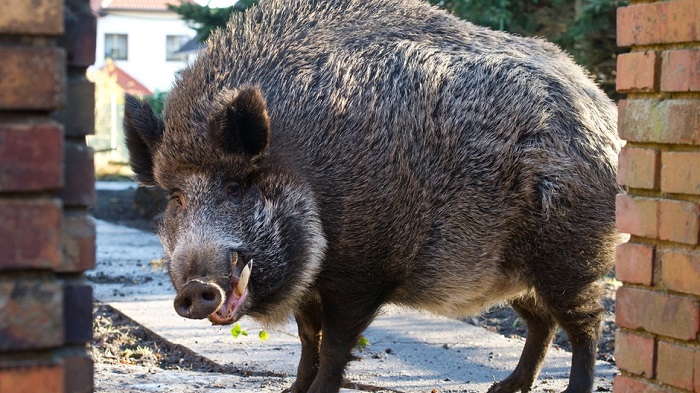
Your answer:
[89,185,618,391]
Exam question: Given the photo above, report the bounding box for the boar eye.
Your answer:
[170,190,185,208]
[226,182,242,199]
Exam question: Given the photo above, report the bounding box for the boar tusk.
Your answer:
[235,259,253,296]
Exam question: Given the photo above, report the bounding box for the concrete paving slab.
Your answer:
[96,181,139,191]
[90,219,617,392]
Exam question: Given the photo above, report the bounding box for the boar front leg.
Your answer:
[306,291,384,393]
[285,297,323,393]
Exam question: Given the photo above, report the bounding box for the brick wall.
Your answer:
[0,1,96,392]
[615,0,700,392]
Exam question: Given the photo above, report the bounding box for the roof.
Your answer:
[100,60,153,96]
[91,0,195,12]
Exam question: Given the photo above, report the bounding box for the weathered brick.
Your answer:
[60,214,96,273]
[59,3,96,68]
[616,242,654,285]
[661,151,700,196]
[0,363,64,393]
[0,0,63,35]
[53,80,95,137]
[0,276,63,350]
[658,199,700,245]
[661,49,700,92]
[696,350,700,393]
[55,142,95,207]
[61,352,93,393]
[613,375,675,393]
[617,146,659,189]
[614,330,655,377]
[616,286,699,340]
[0,47,65,110]
[618,0,700,46]
[616,194,658,239]
[656,341,696,391]
[661,250,700,296]
[0,199,62,270]
[618,99,700,145]
[62,283,92,344]
[0,122,64,192]
[617,51,659,92]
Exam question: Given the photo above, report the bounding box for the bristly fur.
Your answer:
[124,0,622,392]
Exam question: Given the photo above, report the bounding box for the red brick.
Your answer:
[0,363,64,393]
[617,51,659,92]
[661,151,700,196]
[58,4,96,68]
[617,146,659,189]
[618,99,700,145]
[62,283,93,344]
[616,242,654,285]
[616,286,699,340]
[656,341,696,391]
[0,276,63,350]
[0,47,65,110]
[60,214,96,273]
[618,0,700,46]
[614,330,655,377]
[661,250,700,296]
[616,194,659,239]
[0,0,63,35]
[0,122,64,192]
[54,80,95,137]
[55,142,95,207]
[658,199,700,245]
[60,352,93,393]
[613,375,675,393]
[661,49,700,92]
[0,199,62,270]
[695,350,700,393]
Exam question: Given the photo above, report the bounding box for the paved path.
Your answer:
[89,219,617,392]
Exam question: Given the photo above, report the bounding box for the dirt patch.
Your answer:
[91,303,248,374]
[92,185,166,232]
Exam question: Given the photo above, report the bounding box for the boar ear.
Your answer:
[124,94,164,186]
[212,86,270,158]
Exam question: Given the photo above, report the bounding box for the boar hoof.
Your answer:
[174,279,224,319]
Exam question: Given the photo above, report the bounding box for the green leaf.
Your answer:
[231,323,247,338]
[258,330,269,341]
[356,336,369,350]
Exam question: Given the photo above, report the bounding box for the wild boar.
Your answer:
[123,0,621,392]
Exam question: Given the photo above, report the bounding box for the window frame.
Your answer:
[165,35,190,62]
[104,33,128,61]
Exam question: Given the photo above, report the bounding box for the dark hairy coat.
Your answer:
[125,1,621,392]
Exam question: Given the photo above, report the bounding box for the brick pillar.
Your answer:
[0,1,96,392]
[614,1,700,392]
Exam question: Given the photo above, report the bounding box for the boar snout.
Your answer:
[173,279,225,319]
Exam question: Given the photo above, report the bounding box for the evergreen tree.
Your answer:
[168,0,258,42]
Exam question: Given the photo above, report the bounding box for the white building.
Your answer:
[90,0,197,93]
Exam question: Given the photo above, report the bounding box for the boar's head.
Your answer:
[123,86,326,326]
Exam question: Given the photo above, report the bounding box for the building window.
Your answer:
[166,35,190,61]
[105,34,128,60]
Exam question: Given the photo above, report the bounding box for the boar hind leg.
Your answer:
[286,297,323,393]
[542,282,603,393]
[488,296,556,393]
